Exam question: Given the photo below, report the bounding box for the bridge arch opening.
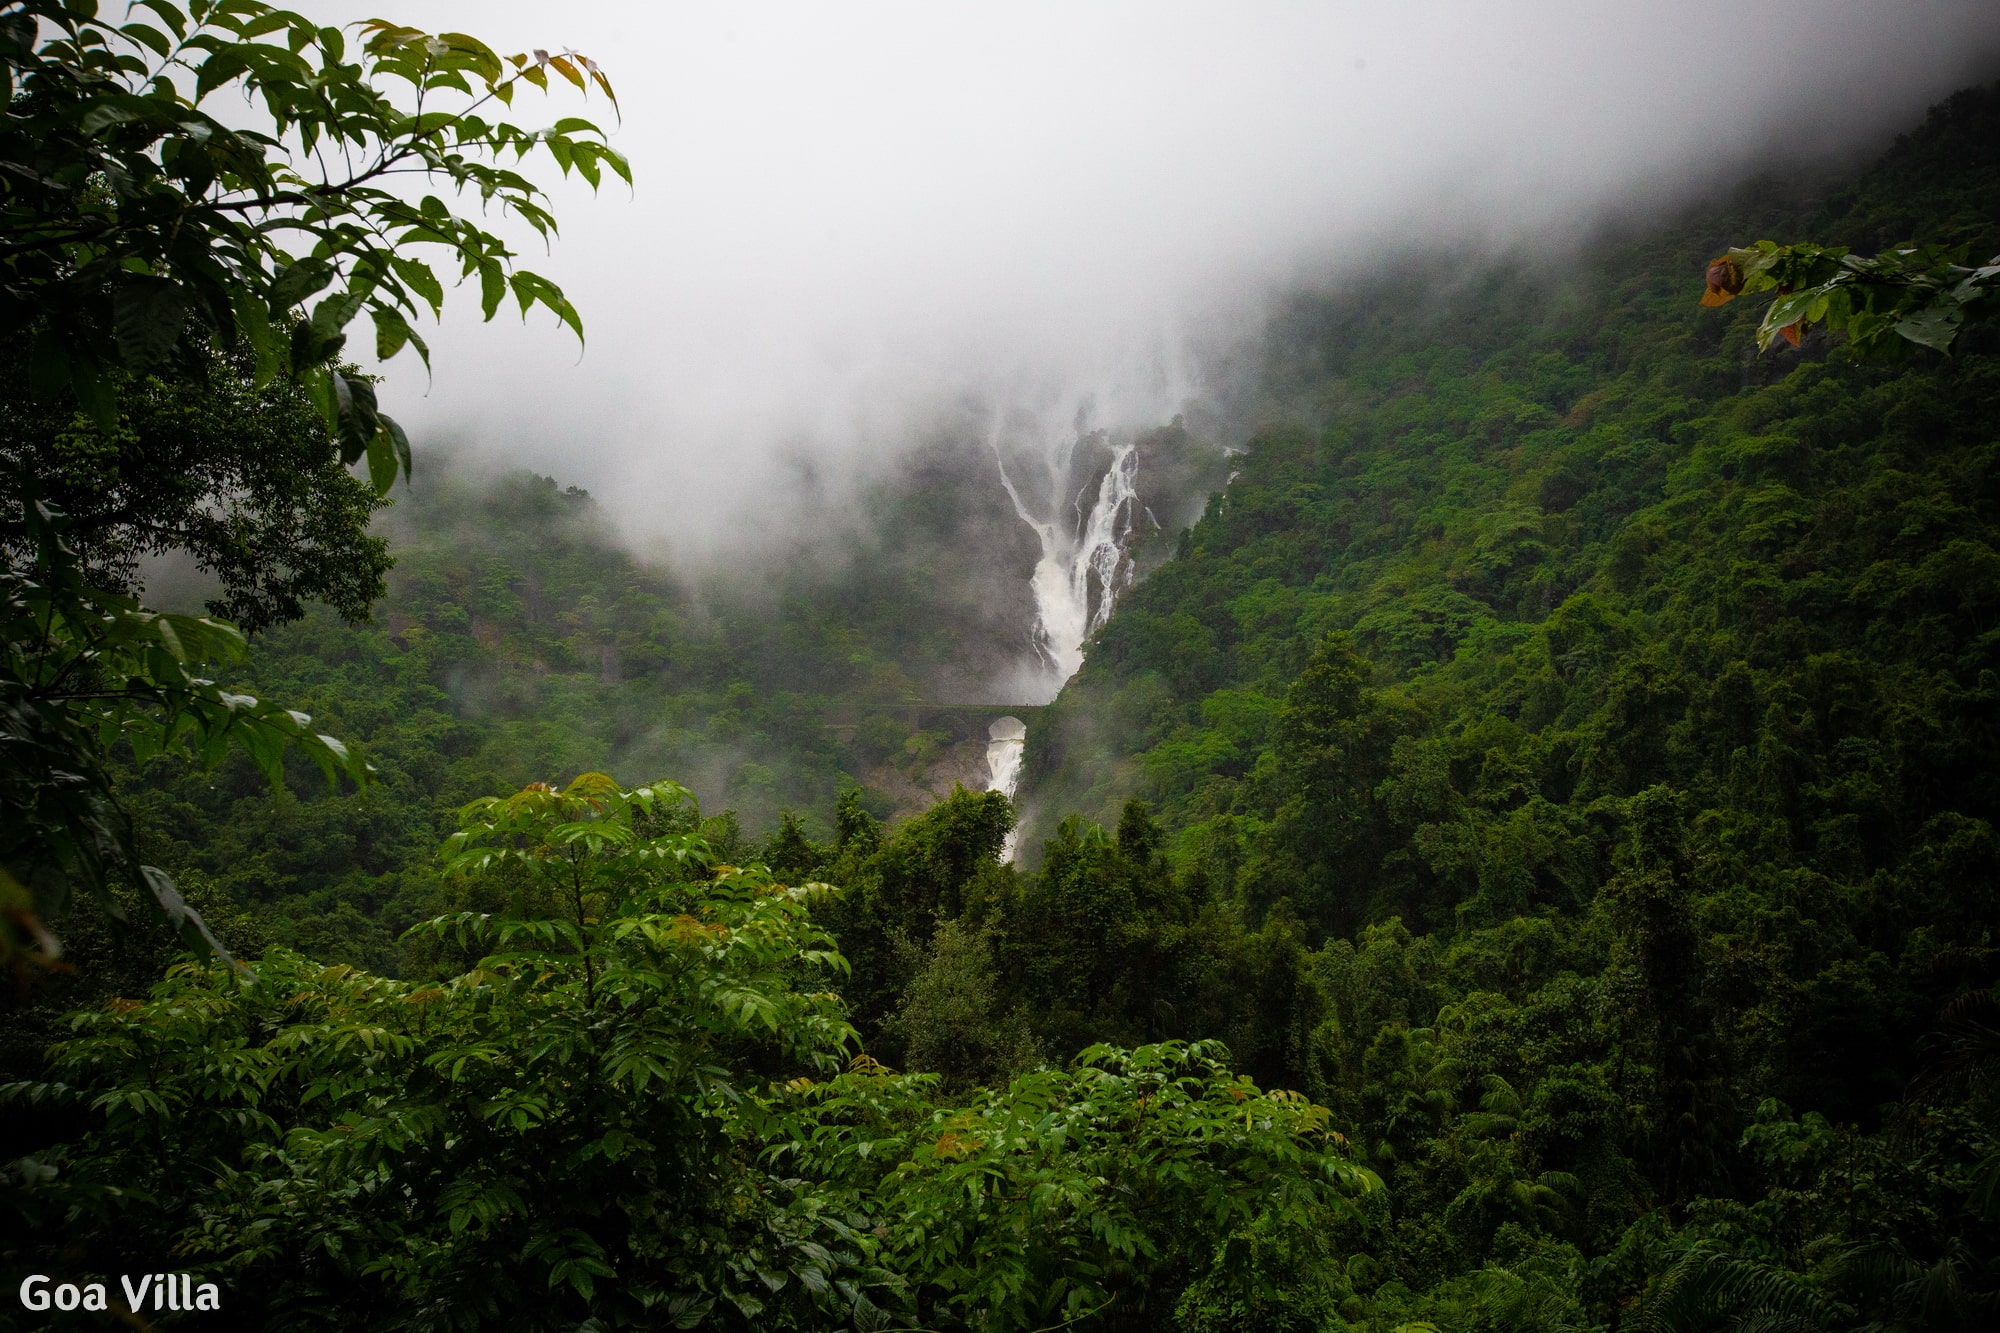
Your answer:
[984,715,1027,806]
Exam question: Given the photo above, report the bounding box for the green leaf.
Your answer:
[372,307,413,361]
[231,287,281,386]
[1894,302,1963,351]
[479,259,506,321]
[509,270,584,344]
[267,259,335,315]
[665,1295,714,1330]
[389,255,445,314]
[141,865,241,968]
[382,414,414,480]
[134,1,191,40]
[365,425,400,495]
[436,32,502,85]
[331,371,381,464]
[119,22,173,57]
[113,277,187,372]
[303,365,337,429]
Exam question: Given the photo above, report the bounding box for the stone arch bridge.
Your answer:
[822,702,1049,747]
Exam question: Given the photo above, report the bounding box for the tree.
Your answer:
[6,775,868,1329]
[815,785,1013,1060]
[2,497,370,974]
[1,334,390,629]
[6,773,1381,1332]
[791,1040,1381,1333]
[2,0,626,473]
[1259,633,1399,933]
[1,0,627,967]
[1604,787,1732,1205]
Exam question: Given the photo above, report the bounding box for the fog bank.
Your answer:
[344,1,2000,560]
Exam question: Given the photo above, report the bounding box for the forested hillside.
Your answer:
[7,47,1999,1333]
[981,83,2000,1320]
[101,451,1061,970]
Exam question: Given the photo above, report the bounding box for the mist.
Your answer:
[342,1,2000,562]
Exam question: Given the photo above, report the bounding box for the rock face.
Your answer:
[863,737,992,821]
[841,710,1033,821]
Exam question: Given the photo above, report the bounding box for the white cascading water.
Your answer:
[981,425,1143,853]
[973,355,1195,828]
[984,714,1029,860]
[984,715,1027,798]
[993,434,1140,703]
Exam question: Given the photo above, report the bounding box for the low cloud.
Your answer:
[340,1,2000,561]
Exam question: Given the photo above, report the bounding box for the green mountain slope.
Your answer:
[1030,88,2000,978]
[11,85,1997,1333]
[115,461,1048,968]
[734,86,2000,1327]
[908,82,2000,1325]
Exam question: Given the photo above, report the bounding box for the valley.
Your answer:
[4,9,1998,1326]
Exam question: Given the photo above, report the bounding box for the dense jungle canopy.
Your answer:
[3,6,1998,1328]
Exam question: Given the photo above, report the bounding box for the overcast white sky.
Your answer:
[338,1,2000,560]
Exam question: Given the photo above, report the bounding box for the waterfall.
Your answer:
[993,434,1140,703]
[975,357,1194,859]
[986,431,1139,865]
[984,715,1028,860]
[984,715,1027,798]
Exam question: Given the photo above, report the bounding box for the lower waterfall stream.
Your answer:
[984,715,1028,858]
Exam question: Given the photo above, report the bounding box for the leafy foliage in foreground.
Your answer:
[1701,237,1999,354]
[3,0,623,470]
[1,497,368,975]
[9,74,2000,1333]
[1,0,623,971]
[4,775,1376,1332]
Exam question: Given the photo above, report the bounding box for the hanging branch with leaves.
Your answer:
[1701,239,1998,356]
[1,0,628,492]
[1,489,372,975]
[1,1,627,971]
